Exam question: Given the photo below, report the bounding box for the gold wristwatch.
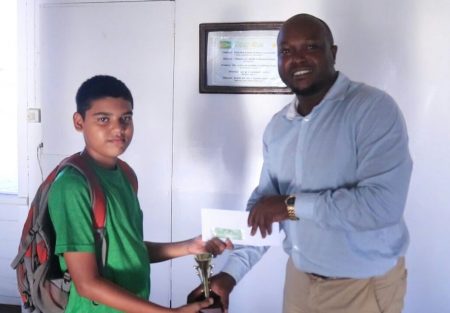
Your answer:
[284,195,299,221]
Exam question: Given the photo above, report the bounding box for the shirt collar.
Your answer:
[285,72,350,120]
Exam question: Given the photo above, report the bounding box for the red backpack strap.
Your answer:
[60,152,108,270]
[117,158,138,194]
[59,152,107,229]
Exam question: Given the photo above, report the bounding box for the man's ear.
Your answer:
[73,112,84,131]
[331,45,338,64]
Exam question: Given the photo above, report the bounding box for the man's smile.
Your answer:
[292,68,313,78]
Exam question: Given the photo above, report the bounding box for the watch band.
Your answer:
[284,195,299,221]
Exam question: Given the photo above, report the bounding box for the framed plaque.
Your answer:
[199,22,292,94]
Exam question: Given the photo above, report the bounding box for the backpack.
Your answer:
[10,151,138,313]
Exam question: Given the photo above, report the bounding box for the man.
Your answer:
[189,13,412,313]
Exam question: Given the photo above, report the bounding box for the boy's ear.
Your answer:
[73,112,84,131]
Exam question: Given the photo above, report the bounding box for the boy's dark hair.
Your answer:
[75,75,134,118]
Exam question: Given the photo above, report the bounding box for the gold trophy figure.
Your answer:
[191,253,223,313]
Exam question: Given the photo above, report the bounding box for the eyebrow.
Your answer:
[92,111,133,116]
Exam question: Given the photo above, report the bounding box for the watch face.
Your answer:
[287,196,296,206]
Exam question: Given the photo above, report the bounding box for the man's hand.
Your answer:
[187,236,234,257]
[248,195,289,237]
[187,272,236,313]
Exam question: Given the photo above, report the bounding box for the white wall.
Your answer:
[1,0,449,312]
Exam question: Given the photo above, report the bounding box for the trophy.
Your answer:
[191,253,223,313]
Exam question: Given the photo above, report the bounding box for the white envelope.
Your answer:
[201,208,284,246]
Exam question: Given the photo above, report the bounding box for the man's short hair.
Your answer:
[75,75,133,118]
[284,13,335,46]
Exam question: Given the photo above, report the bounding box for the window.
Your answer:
[0,2,19,194]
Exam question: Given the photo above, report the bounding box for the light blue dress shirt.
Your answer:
[222,72,413,281]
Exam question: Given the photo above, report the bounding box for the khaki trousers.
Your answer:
[283,257,407,313]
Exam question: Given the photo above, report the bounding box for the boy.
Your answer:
[48,75,232,313]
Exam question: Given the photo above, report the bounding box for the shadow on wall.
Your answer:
[182,2,274,206]
[187,93,250,200]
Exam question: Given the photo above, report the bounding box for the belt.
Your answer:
[307,273,345,280]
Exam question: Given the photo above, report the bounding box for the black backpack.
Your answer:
[10,152,137,313]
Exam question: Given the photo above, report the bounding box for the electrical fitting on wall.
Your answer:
[27,108,41,123]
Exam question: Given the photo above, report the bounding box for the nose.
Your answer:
[292,49,307,63]
[112,119,126,134]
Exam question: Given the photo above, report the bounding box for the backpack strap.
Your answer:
[117,159,138,194]
[61,152,109,269]
[60,152,107,231]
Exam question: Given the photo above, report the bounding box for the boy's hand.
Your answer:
[187,235,233,257]
[174,297,213,313]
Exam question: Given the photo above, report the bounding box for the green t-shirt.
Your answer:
[48,159,150,313]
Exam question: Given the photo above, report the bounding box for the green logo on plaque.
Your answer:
[219,40,232,49]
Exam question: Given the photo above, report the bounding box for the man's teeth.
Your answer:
[293,70,311,76]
